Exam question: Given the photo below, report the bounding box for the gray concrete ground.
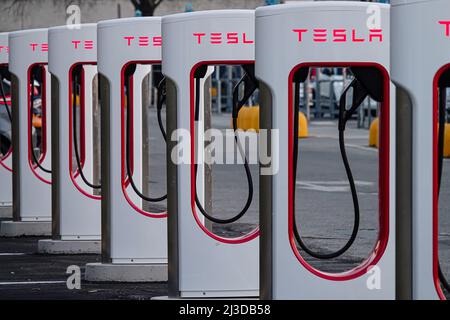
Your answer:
[0,110,449,299]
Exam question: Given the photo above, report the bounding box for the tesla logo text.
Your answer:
[30,43,48,52]
[123,36,162,47]
[292,29,383,43]
[439,21,450,37]
[193,32,254,45]
[0,46,9,53]
[72,40,94,50]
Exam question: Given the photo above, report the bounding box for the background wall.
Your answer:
[0,0,266,32]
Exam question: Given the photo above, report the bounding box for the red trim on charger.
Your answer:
[189,60,260,245]
[288,62,390,281]
[27,62,51,184]
[432,64,449,300]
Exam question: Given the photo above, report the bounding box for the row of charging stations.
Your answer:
[0,0,448,300]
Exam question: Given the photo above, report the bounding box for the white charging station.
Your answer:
[85,17,167,282]
[162,10,259,298]
[0,32,12,219]
[0,28,52,236]
[391,0,450,300]
[256,2,395,299]
[37,24,101,254]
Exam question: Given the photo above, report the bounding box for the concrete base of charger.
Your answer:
[38,239,101,254]
[0,221,51,237]
[0,206,12,219]
[84,263,168,282]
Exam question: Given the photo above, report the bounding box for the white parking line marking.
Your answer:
[0,281,66,286]
[296,180,374,192]
[0,253,28,256]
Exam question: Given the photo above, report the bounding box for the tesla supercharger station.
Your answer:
[162,10,259,298]
[85,17,167,282]
[255,3,395,299]
[0,32,12,219]
[37,24,100,254]
[392,0,450,300]
[0,28,52,236]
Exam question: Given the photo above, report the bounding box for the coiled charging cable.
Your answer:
[0,74,12,157]
[292,68,381,259]
[72,68,101,189]
[193,64,257,224]
[124,65,167,202]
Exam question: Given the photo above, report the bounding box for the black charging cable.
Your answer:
[0,75,12,122]
[437,85,450,293]
[292,69,378,259]
[0,74,12,157]
[29,70,51,174]
[156,78,167,142]
[124,66,167,202]
[72,69,101,189]
[193,65,257,224]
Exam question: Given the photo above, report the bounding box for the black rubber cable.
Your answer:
[0,75,12,157]
[124,71,166,202]
[0,75,12,122]
[292,79,362,259]
[72,73,101,189]
[437,86,450,293]
[193,75,254,224]
[156,78,167,142]
[29,71,51,174]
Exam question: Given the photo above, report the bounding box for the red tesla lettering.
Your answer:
[72,40,81,49]
[210,33,222,44]
[194,32,253,45]
[124,36,135,46]
[193,33,206,44]
[0,46,8,53]
[293,29,308,42]
[153,36,162,46]
[313,29,327,42]
[30,43,38,51]
[369,29,383,42]
[227,32,239,44]
[439,21,450,37]
[139,36,149,47]
[333,29,346,42]
[84,40,94,49]
[293,28,383,43]
[352,29,364,42]
[243,32,254,44]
